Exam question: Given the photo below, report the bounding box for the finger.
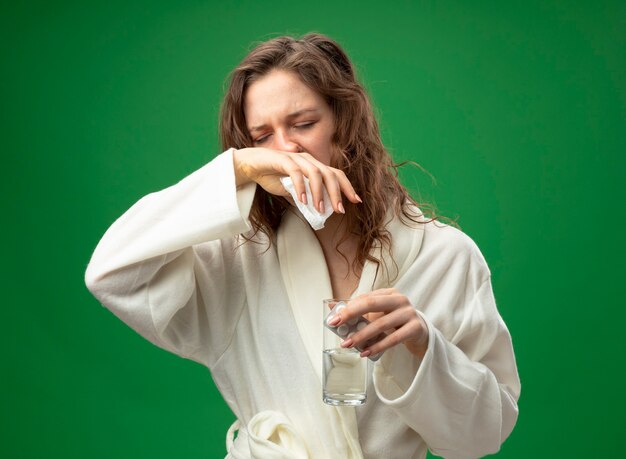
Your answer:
[318,169,344,213]
[341,306,414,350]
[351,289,397,322]
[290,154,325,212]
[339,293,408,323]
[280,158,307,204]
[290,170,307,205]
[308,169,326,213]
[349,288,396,304]
[362,319,424,356]
[297,153,349,213]
[332,168,361,204]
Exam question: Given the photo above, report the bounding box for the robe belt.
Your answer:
[225,410,365,459]
[226,411,310,458]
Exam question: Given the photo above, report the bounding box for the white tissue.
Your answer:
[280,176,334,230]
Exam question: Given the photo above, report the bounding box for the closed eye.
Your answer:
[254,133,271,144]
[253,121,317,144]
[294,121,316,129]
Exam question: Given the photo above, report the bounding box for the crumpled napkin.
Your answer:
[280,176,334,230]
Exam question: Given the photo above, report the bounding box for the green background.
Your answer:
[2,1,624,457]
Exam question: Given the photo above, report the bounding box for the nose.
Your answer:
[273,130,302,153]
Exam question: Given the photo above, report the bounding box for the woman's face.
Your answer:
[244,69,335,166]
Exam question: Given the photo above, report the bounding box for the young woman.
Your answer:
[85,33,520,458]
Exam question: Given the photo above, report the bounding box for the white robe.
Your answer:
[85,149,520,459]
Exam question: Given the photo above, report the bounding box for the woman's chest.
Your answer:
[328,267,360,300]
[323,248,362,299]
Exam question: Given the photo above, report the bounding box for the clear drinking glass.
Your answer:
[322,299,368,406]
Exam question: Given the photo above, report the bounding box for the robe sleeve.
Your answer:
[84,149,257,367]
[372,235,521,459]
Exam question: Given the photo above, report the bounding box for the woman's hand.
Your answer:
[329,288,429,359]
[232,147,361,213]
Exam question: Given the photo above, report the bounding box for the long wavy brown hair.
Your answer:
[219,33,429,275]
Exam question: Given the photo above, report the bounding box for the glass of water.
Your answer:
[322,299,368,406]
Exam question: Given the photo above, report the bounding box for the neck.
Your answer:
[313,212,347,246]
[315,211,361,266]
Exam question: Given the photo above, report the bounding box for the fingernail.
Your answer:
[341,338,353,348]
[319,200,325,213]
[301,192,307,205]
[328,315,341,326]
[355,194,363,203]
[337,202,345,214]
[360,349,371,358]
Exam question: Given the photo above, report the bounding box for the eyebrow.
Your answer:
[248,108,320,133]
